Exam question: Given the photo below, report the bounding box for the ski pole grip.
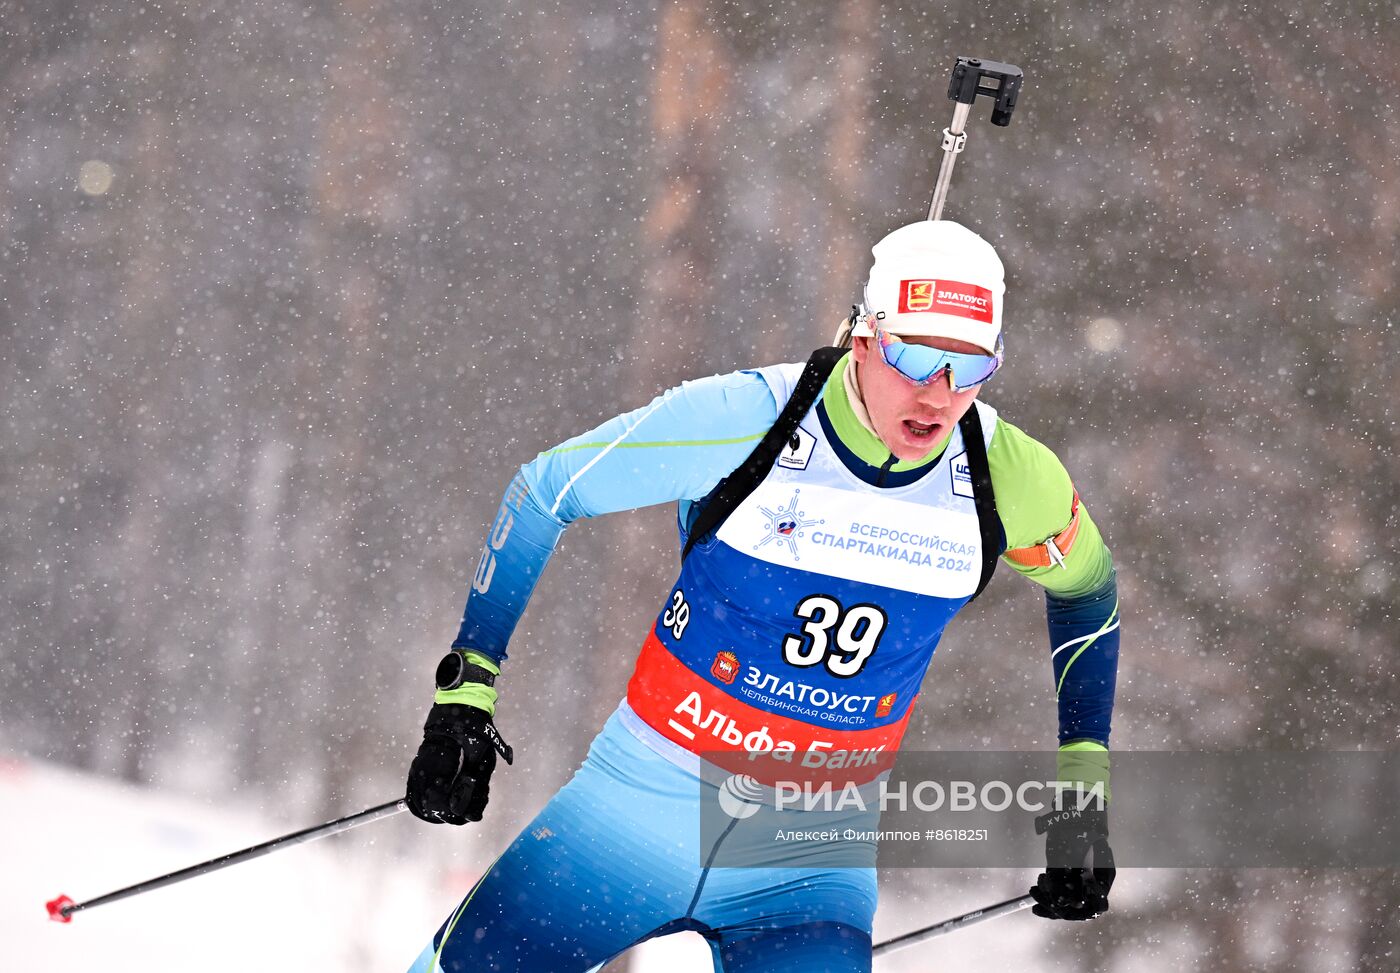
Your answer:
[947,56,1023,127]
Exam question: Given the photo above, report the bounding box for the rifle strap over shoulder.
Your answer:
[682,347,845,561]
[956,403,1003,602]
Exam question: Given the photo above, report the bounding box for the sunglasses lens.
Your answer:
[947,355,1001,390]
[876,329,1001,390]
[884,343,944,382]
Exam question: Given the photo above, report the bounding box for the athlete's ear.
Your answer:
[851,336,871,365]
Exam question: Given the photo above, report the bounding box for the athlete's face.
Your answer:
[851,334,984,462]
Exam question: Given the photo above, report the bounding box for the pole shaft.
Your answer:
[927,100,972,221]
[61,798,407,917]
[872,893,1034,957]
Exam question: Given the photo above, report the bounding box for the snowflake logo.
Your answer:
[754,489,823,561]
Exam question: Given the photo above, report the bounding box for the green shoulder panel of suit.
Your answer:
[985,418,1113,598]
[820,355,1112,599]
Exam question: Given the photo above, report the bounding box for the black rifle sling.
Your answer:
[682,346,846,561]
[956,403,1002,602]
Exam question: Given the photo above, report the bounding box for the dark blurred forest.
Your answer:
[2,0,1396,968]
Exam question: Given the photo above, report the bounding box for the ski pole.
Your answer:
[46,797,408,923]
[872,892,1035,957]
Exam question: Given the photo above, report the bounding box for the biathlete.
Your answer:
[404,219,1121,972]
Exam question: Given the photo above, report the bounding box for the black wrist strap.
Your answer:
[437,649,497,689]
[458,661,496,687]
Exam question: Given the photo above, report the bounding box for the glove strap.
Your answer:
[1035,803,1107,835]
[484,720,514,766]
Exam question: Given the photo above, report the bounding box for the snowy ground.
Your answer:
[3,755,438,971]
[4,756,1048,972]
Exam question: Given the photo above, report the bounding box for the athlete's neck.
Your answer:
[822,353,952,472]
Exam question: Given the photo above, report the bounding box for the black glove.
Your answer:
[406,703,514,825]
[1030,805,1115,920]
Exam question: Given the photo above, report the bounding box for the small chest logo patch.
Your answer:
[754,489,824,561]
[950,451,976,499]
[777,424,817,471]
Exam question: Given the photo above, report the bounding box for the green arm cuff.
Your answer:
[433,650,501,716]
[1057,740,1111,805]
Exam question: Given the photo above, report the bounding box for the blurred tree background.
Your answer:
[1,0,1395,968]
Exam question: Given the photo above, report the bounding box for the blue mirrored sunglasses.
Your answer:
[873,322,1003,392]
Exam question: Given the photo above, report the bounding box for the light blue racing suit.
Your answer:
[409,358,1120,972]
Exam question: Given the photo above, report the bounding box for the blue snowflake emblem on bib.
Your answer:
[754,489,824,561]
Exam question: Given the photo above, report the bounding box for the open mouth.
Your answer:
[903,419,942,439]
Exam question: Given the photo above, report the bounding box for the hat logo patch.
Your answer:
[897,278,994,324]
[901,279,936,312]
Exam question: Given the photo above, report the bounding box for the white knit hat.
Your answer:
[850,220,1005,353]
